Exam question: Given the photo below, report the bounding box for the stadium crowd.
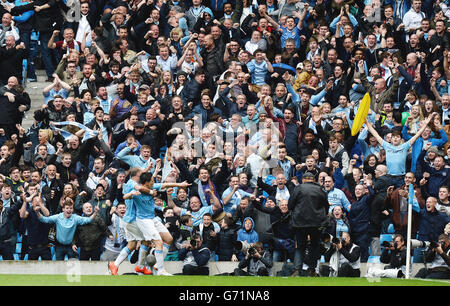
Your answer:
[0,0,449,278]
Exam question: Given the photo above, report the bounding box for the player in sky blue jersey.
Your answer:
[109,167,148,275]
[127,172,191,275]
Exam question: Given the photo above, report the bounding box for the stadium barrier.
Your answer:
[0,261,425,277]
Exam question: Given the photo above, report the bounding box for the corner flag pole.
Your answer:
[406,184,414,279]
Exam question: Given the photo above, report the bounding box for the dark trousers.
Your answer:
[182,264,209,275]
[293,227,321,271]
[79,247,101,261]
[416,268,450,279]
[28,245,52,260]
[0,241,15,260]
[320,263,360,277]
[20,235,29,260]
[38,31,55,78]
[234,267,269,276]
[352,231,371,263]
[19,31,37,79]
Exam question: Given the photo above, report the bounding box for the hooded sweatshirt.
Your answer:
[237,217,259,244]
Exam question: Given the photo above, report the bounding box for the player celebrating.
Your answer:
[131,172,191,275]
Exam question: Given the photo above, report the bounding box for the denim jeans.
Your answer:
[389,175,405,189]
[19,31,37,79]
[55,245,77,260]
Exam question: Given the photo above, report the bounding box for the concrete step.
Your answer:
[21,69,48,129]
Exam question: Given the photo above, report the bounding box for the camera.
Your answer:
[190,239,197,248]
[410,239,434,249]
[248,246,257,256]
[381,241,393,248]
[234,240,251,253]
[113,242,121,248]
[429,241,444,249]
[332,237,342,245]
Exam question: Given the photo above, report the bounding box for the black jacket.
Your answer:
[11,0,63,33]
[0,200,21,242]
[324,242,361,264]
[216,227,237,260]
[256,177,295,199]
[288,182,328,228]
[73,214,112,251]
[180,78,205,107]
[380,247,407,269]
[252,200,294,240]
[0,46,29,83]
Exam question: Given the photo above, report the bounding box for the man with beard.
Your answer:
[110,83,132,119]
[96,86,112,115]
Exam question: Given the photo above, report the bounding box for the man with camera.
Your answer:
[320,232,361,277]
[415,234,450,279]
[366,234,407,278]
[233,242,273,276]
[178,233,211,275]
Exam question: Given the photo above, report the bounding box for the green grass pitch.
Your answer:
[0,275,449,286]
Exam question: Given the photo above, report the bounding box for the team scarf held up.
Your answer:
[50,121,99,142]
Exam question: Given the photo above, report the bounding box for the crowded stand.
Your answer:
[0,0,448,278]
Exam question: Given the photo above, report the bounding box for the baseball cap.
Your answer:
[34,154,45,162]
[296,63,304,70]
[139,84,150,91]
[303,172,315,180]
[94,106,104,114]
[266,196,277,204]
[427,146,439,154]
[135,121,145,128]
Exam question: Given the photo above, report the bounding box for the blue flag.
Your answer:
[408,184,414,205]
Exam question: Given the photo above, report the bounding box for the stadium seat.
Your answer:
[15,243,21,254]
[380,234,393,244]
[51,246,56,261]
[320,255,325,263]
[13,254,20,261]
[16,233,22,243]
[387,223,395,234]
[22,59,27,87]
[367,256,380,263]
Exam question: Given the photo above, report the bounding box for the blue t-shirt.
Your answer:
[382,140,411,176]
[123,179,138,223]
[133,183,162,219]
[181,206,214,227]
[40,213,92,245]
[247,59,268,86]
[280,26,301,48]
[43,88,69,104]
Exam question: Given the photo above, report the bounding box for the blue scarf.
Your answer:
[51,121,99,142]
